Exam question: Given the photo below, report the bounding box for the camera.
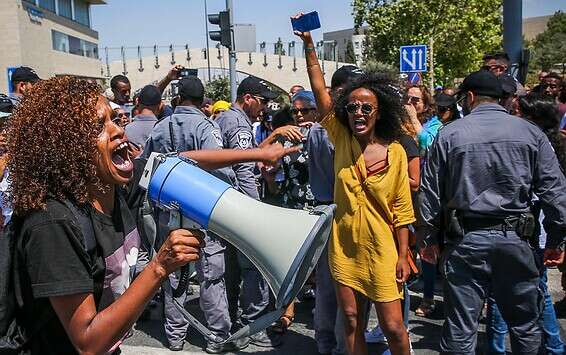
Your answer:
[178,67,198,78]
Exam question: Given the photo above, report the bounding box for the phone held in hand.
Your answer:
[291,11,321,33]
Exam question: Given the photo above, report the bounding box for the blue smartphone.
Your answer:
[291,11,321,33]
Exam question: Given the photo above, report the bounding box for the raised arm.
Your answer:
[156,65,183,94]
[180,143,300,171]
[291,13,333,119]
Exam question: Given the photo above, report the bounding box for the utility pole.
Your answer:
[204,0,211,82]
[503,0,523,81]
[226,0,237,102]
[429,37,434,94]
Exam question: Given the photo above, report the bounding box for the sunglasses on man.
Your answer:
[290,107,316,116]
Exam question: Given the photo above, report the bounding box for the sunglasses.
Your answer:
[253,95,269,105]
[437,106,452,113]
[290,107,315,116]
[407,96,422,104]
[345,102,376,115]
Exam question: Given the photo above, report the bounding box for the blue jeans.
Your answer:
[421,261,436,300]
[487,266,564,354]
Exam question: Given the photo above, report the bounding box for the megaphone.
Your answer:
[139,153,335,338]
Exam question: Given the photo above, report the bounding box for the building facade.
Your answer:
[0,0,105,92]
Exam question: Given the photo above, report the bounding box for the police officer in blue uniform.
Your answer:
[418,70,566,354]
[215,76,282,347]
[142,76,246,353]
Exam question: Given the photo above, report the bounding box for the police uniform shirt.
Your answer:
[125,113,158,149]
[141,105,235,185]
[215,105,259,199]
[418,103,566,249]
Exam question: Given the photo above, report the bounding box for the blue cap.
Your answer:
[291,90,316,108]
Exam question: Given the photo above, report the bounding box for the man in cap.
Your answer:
[8,66,41,106]
[142,76,245,353]
[419,70,566,354]
[125,85,162,149]
[215,76,282,348]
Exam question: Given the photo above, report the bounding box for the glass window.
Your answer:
[69,36,83,56]
[83,41,99,59]
[39,0,55,12]
[57,0,72,19]
[52,30,69,52]
[74,0,90,27]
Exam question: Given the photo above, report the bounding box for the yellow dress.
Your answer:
[321,112,416,302]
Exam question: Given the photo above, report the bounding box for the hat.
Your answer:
[237,76,278,100]
[138,85,162,106]
[435,93,456,107]
[498,74,517,97]
[459,70,503,98]
[291,90,316,108]
[212,100,231,114]
[11,66,40,83]
[178,76,205,101]
[331,65,364,89]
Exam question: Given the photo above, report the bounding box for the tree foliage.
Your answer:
[531,11,566,72]
[353,0,502,84]
[204,76,230,102]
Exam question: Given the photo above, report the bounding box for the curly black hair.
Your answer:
[518,92,566,174]
[334,73,405,144]
[7,76,105,215]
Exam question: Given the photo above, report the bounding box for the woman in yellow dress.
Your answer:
[292,15,415,355]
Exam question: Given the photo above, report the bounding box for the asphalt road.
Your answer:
[121,268,566,354]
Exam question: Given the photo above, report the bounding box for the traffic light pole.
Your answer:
[226,0,237,103]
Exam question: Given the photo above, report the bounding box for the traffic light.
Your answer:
[208,10,231,49]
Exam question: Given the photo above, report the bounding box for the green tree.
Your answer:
[205,76,230,102]
[345,40,356,64]
[352,0,502,83]
[531,11,566,72]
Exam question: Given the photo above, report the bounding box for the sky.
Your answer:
[92,0,566,56]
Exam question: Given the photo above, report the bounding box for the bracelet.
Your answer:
[304,46,316,52]
[307,63,320,69]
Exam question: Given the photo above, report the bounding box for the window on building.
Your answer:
[52,30,98,59]
[74,0,90,27]
[57,0,72,19]
[52,30,69,52]
[39,0,55,12]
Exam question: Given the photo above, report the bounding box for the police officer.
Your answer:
[418,70,566,354]
[141,76,246,353]
[8,66,41,106]
[215,76,281,347]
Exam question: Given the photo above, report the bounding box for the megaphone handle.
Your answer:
[168,210,192,299]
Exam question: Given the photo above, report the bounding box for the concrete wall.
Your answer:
[0,0,102,92]
[107,47,350,94]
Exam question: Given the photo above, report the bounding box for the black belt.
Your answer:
[461,216,520,232]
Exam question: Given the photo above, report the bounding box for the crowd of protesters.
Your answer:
[1,10,566,355]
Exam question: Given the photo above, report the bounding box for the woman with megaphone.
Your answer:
[5,76,297,355]
[293,13,415,355]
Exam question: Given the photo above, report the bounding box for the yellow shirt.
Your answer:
[321,112,416,302]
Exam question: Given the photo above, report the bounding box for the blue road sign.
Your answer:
[6,67,18,93]
[400,45,427,73]
[408,72,421,85]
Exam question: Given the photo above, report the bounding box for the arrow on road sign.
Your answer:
[399,45,427,73]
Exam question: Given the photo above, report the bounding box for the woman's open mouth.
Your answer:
[111,141,133,173]
[353,118,367,131]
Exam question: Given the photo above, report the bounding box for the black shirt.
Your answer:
[398,134,419,160]
[17,192,140,354]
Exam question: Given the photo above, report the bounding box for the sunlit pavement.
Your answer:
[122,268,566,354]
